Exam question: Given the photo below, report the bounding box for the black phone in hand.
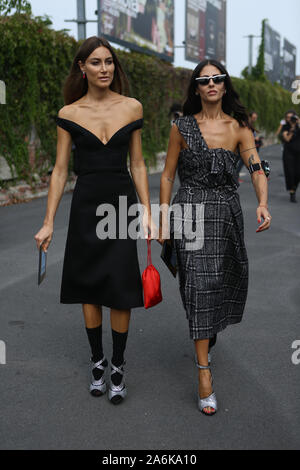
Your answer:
[38,244,47,285]
[160,239,177,278]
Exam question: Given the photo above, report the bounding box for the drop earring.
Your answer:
[82,72,86,79]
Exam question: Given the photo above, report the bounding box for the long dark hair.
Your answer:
[183,60,250,128]
[63,36,130,105]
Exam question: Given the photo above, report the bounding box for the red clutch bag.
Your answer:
[142,239,162,309]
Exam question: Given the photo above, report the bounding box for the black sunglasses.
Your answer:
[195,74,227,86]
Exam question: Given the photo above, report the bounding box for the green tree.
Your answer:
[241,19,267,82]
[0,0,31,15]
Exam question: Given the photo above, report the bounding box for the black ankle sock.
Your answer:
[85,325,107,380]
[111,329,128,386]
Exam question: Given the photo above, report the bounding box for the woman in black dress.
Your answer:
[282,111,300,203]
[34,37,152,405]
[159,60,272,415]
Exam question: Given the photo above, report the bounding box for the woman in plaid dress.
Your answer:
[159,60,272,415]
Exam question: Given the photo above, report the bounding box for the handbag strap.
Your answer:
[147,238,152,266]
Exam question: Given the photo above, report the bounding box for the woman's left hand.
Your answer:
[142,211,158,240]
[256,206,272,233]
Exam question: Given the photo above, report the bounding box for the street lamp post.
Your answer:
[244,34,261,75]
[65,0,97,40]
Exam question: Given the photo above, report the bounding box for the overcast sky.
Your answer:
[28,0,300,77]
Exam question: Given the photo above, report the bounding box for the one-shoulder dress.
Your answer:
[55,117,144,309]
[171,116,249,340]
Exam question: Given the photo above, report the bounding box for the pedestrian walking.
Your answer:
[158,60,271,416]
[275,112,292,142]
[248,111,263,153]
[169,102,183,126]
[34,36,153,405]
[282,111,300,202]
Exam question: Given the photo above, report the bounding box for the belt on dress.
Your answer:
[179,185,236,200]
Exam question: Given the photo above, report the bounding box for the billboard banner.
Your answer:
[185,0,226,64]
[282,38,297,90]
[98,0,174,62]
[264,23,281,84]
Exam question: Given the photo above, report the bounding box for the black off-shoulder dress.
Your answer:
[56,117,144,309]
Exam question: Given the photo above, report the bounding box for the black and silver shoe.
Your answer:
[108,361,127,405]
[90,356,108,397]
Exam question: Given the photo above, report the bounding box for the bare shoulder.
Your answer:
[237,124,253,142]
[171,121,181,136]
[225,116,250,139]
[224,115,241,131]
[122,96,143,119]
[58,104,78,120]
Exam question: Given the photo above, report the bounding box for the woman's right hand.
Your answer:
[34,223,53,252]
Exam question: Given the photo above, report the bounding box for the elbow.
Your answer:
[162,171,175,184]
[52,165,69,181]
[130,161,147,174]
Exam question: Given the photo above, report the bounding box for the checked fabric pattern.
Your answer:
[170,116,249,340]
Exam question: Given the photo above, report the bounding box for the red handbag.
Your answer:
[142,239,162,309]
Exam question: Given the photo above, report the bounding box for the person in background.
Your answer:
[169,103,183,126]
[249,111,263,153]
[282,111,300,203]
[276,110,297,144]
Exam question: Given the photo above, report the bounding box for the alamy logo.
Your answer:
[291,340,300,365]
[0,340,6,364]
[95,198,205,251]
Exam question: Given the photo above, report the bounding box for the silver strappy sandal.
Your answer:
[108,361,127,405]
[197,363,218,416]
[90,356,107,397]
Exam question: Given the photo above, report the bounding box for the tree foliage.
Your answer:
[0,13,299,183]
[0,0,31,15]
[242,19,267,82]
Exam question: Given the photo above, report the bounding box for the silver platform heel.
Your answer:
[197,363,218,416]
[108,361,127,405]
[90,356,107,397]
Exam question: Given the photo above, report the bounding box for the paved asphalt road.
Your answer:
[0,144,299,450]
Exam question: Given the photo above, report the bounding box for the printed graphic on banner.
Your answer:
[282,38,297,90]
[264,23,281,84]
[99,0,174,62]
[185,0,226,64]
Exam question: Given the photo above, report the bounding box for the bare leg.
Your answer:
[195,339,215,415]
[82,304,102,328]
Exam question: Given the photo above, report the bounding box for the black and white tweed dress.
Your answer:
[170,115,249,340]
